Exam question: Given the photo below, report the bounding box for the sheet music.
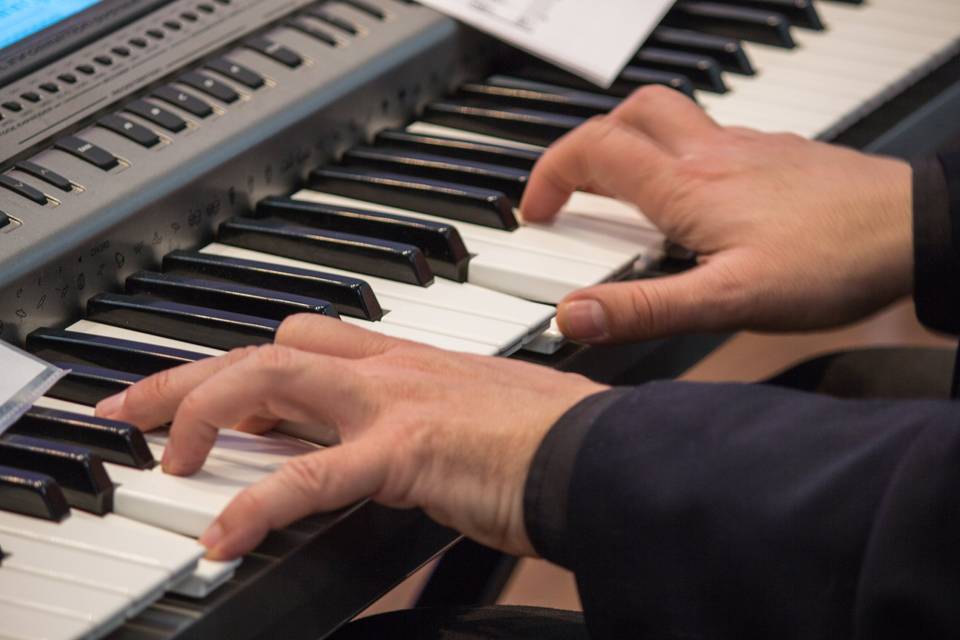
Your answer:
[417,0,674,87]
[0,341,64,434]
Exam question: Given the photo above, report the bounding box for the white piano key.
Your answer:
[0,565,129,637]
[201,243,558,334]
[65,319,224,357]
[0,533,168,615]
[33,395,105,416]
[341,316,499,354]
[147,429,317,472]
[292,190,643,270]
[0,510,202,579]
[406,121,547,152]
[291,191,660,303]
[0,599,92,640]
[169,558,240,599]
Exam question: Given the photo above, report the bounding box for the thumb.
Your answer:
[199,439,388,560]
[557,266,742,343]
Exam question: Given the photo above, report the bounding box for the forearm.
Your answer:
[525,382,960,639]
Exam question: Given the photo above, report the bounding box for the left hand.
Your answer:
[95,315,606,560]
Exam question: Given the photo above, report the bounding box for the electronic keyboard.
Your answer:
[0,0,958,637]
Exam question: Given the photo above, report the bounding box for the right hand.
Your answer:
[520,86,914,344]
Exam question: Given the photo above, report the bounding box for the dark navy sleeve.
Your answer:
[524,381,960,640]
[913,137,960,334]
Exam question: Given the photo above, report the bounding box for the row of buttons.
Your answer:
[0,54,270,229]
[0,0,387,228]
[1,0,239,117]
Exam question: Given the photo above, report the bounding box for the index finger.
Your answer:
[276,314,401,358]
[519,116,673,223]
[162,345,369,475]
[94,346,258,429]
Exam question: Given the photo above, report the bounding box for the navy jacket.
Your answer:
[524,141,960,639]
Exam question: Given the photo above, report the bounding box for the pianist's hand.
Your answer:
[521,86,913,344]
[96,315,606,560]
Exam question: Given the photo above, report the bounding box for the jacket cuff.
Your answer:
[523,387,633,567]
[912,154,960,334]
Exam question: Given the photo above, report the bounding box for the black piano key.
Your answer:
[665,2,796,49]
[0,465,70,521]
[458,79,621,117]
[341,146,530,203]
[717,0,824,30]
[9,407,155,469]
[309,167,518,231]
[219,217,434,286]
[126,270,341,321]
[26,327,209,376]
[87,293,279,351]
[256,196,471,282]
[163,250,383,321]
[46,362,142,407]
[374,129,541,171]
[634,48,728,93]
[514,64,697,100]
[422,101,584,147]
[0,436,113,515]
[648,27,755,75]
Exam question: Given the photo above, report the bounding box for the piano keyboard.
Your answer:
[0,0,957,637]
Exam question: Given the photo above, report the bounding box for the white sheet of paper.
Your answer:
[416,0,673,87]
[0,341,64,435]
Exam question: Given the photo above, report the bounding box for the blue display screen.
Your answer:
[0,0,103,51]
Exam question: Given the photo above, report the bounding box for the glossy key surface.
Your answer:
[45,362,142,407]
[163,249,383,320]
[219,217,434,286]
[375,129,541,171]
[0,465,69,521]
[27,327,209,376]
[422,101,584,146]
[10,406,155,469]
[309,167,518,231]
[0,436,113,514]
[126,270,341,321]
[87,293,279,350]
[342,146,530,203]
[256,196,471,282]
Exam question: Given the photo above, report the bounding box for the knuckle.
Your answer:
[176,389,207,420]
[225,345,259,364]
[625,284,665,337]
[253,343,298,372]
[631,83,677,105]
[131,367,177,405]
[280,454,331,497]
[277,313,315,340]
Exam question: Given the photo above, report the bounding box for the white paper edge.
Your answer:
[0,355,66,436]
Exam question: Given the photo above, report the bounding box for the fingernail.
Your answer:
[199,521,224,550]
[96,391,126,418]
[560,299,608,341]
